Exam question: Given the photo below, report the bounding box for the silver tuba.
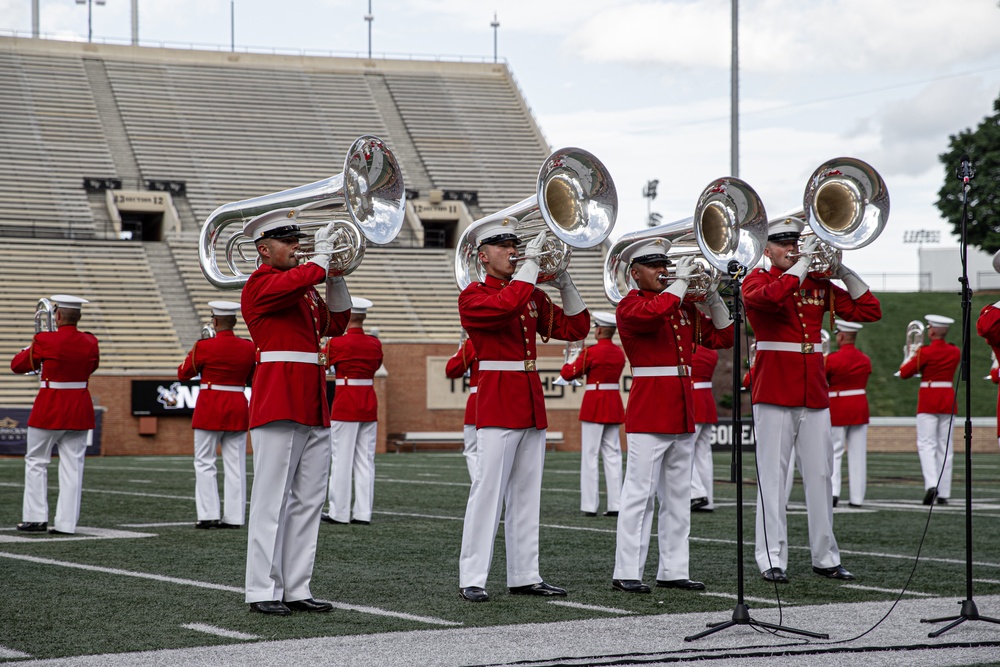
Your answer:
[894,320,925,376]
[604,177,768,304]
[553,339,585,387]
[35,298,56,334]
[454,147,617,290]
[200,322,216,339]
[821,328,831,356]
[986,350,998,381]
[199,135,405,289]
[779,157,889,277]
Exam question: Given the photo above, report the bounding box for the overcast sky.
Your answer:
[4,0,1000,288]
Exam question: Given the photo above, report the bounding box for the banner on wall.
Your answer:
[0,407,104,456]
[130,379,338,416]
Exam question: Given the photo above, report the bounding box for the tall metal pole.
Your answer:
[491,12,500,64]
[131,0,139,45]
[365,0,374,59]
[730,0,739,177]
[88,0,93,42]
[32,0,39,38]
[230,0,235,52]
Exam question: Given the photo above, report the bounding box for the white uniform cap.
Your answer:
[834,319,862,332]
[51,294,88,310]
[474,218,519,247]
[592,311,616,328]
[351,297,373,314]
[620,238,672,266]
[208,300,241,317]
[767,216,805,242]
[925,314,954,328]
[243,207,308,241]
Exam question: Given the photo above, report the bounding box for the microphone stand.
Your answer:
[920,156,1000,636]
[686,261,828,641]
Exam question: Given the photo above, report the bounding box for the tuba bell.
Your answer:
[604,177,768,304]
[894,320,925,376]
[779,157,890,277]
[200,322,216,340]
[553,339,585,387]
[454,148,617,290]
[820,328,831,356]
[35,298,55,334]
[199,135,405,289]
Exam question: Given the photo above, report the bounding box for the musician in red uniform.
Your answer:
[177,300,256,529]
[689,345,719,513]
[240,208,351,615]
[445,332,478,480]
[744,217,881,583]
[11,295,99,535]
[322,297,383,525]
[560,311,625,517]
[825,320,872,508]
[611,239,734,594]
[899,314,960,505]
[977,298,1000,448]
[457,221,589,603]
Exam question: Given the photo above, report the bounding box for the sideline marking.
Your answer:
[0,526,154,544]
[841,584,936,597]
[120,522,192,528]
[0,646,30,659]
[181,623,259,641]
[547,600,636,615]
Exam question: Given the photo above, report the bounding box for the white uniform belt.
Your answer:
[469,386,478,394]
[584,383,620,391]
[199,383,245,392]
[335,378,374,386]
[693,382,713,390]
[829,389,866,397]
[39,381,87,389]
[920,381,952,389]
[631,365,690,378]
[756,341,824,354]
[259,351,320,364]
[478,360,537,372]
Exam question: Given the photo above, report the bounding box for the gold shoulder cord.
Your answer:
[540,291,554,343]
[695,308,702,346]
[828,289,836,333]
[190,343,200,375]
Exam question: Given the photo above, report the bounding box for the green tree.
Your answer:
[936,92,1000,253]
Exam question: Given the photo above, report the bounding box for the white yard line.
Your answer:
[119,522,193,528]
[698,590,782,606]
[0,646,30,659]
[180,623,259,641]
[547,600,636,615]
[841,584,937,597]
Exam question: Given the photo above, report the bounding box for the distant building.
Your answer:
[920,246,1000,292]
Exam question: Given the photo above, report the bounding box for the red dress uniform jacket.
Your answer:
[691,346,719,425]
[459,274,589,430]
[241,263,350,429]
[326,328,383,422]
[617,289,734,435]
[10,325,99,430]
[445,338,478,426]
[978,304,1000,435]
[177,330,256,432]
[560,337,626,424]
[743,267,882,409]
[825,343,872,426]
[899,339,959,415]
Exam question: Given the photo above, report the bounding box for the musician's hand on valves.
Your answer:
[786,235,818,282]
[308,222,336,273]
[524,230,546,259]
[513,230,545,286]
[665,256,695,299]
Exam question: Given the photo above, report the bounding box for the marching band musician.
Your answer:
[898,314,959,505]
[611,239,734,595]
[977,297,1000,448]
[241,208,352,616]
[826,320,872,508]
[11,295,99,535]
[177,300,256,529]
[445,331,479,481]
[457,222,590,603]
[559,311,625,518]
[322,297,383,526]
[689,345,719,513]
[743,217,881,584]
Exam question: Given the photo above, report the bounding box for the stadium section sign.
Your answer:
[0,409,103,455]
[130,380,338,415]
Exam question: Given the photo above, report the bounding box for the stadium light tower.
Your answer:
[642,179,659,227]
[365,0,374,59]
[490,12,500,64]
[75,0,107,43]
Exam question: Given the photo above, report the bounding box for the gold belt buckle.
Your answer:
[524,359,536,372]
[677,365,688,377]
[801,343,814,354]
[318,352,328,366]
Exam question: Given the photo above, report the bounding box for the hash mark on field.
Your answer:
[841,584,936,597]
[128,479,153,484]
[700,591,781,606]
[330,602,462,626]
[0,526,154,544]
[0,646,30,659]
[974,578,1000,585]
[182,623,259,640]
[547,600,636,615]
[119,522,193,528]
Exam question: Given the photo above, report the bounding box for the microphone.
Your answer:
[957,154,975,183]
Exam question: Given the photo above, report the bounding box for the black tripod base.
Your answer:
[920,599,1000,638]
[685,602,830,642]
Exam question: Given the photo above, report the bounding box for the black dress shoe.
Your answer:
[16,522,47,532]
[350,518,370,525]
[832,496,839,508]
[656,578,705,590]
[509,581,567,596]
[691,497,709,511]
[195,520,219,529]
[249,600,291,616]
[285,598,333,612]
[602,510,618,517]
[320,513,348,525]
[761,567,789,584]
[48,528,74,535]
[581,511,597,517]
[923,487,937,505]
[611,579,651,594]
[936,497,949,505]
[459,586,489,602]
[848,502,862,508]
[216,522,242,529]
[813,564,855,580]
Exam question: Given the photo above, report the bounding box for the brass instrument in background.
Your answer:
[199,135,405,289]
[200,322,216,339]
[34,298,55,334]
[894,320,925,377]
[454,148,617,290]
[457,329,471,378]
[747,341,756,369]
[821,329,831,356]
[553,339,585,387]
[778,157,889,277]
[985,350,998,381]
[604,177,768,304]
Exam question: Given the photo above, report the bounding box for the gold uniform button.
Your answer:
[520,315,525,321]
[804,333,810,339]
[526,350,532,356]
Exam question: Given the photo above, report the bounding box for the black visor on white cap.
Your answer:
[478,232,519,247]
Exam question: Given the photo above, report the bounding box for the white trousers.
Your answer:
[328,420,378,523]
[245,421,330,604]
[459,427,545,589]
[831,424,868,505]
[689,423,714,509]
[22,427,89,533]
[614,431,695,582]
[916,413,954,499]
[193,429,247,524]
[580,421,623,514]
[462,424,478,482]
[753,404,840,573]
